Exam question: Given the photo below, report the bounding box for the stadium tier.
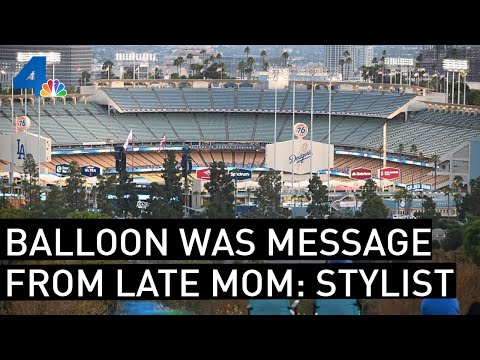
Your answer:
[102,88,415,117]
[1,88,479,184]
[41,151,445,186]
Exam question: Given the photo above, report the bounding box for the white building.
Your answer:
[324,45,375,79]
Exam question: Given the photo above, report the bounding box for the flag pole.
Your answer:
[131,129,134,181]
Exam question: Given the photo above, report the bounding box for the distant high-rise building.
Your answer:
[0,45,92,89]
[419,45,480,81]
[324,45,374,79]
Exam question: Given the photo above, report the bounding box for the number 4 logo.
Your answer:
[13,56,47,97]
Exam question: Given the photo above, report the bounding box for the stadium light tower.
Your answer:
[443,59,468,105]
[384,58,414,86]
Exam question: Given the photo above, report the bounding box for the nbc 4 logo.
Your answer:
[12,56,67,97]
[40,79,67,97]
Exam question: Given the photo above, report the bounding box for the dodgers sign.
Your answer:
[55,164,70,176]
[81,165,101,177]
[229,168,252,181]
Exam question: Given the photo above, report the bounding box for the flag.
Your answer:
[157,133,166,153]
[432,73,437,78]
[414,72,419,77]
[217,67,222,72]
[440,74,445,78]
[123,129,133,150]
[424,73,429,78]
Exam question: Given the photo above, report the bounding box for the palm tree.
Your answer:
[398,143,405,184]
[360,65,368,81]
[443,185,452,217]
[354,192,361,215]
[410,144,418,186]
[453,175,463,193]
[245,67,253,80]
[382,49,387,82]
[345,57,352,81]
[247,56,255,69]
[339,59,345,79]
[186,53,193,67]
[282,51,289,66]
[405,192,413,216]
[173,57,181,74]
[216,53,222,63]
[453,193,462,219]
[393,189,405,216]
[237,61,246,79]
[430,154,441,191]
[199,49,206,63]
[372,57,378,65]
[260,50,268,71]
[244,47,251,62]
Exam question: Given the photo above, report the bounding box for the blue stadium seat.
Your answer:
[313,299,362,315]
[420,298,460,315]
[247,299,299,315]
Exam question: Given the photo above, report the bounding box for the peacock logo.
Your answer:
[40,79,67,97]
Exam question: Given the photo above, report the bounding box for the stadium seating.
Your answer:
[247,299,299,315]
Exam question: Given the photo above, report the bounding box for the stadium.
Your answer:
[1,76,479,216]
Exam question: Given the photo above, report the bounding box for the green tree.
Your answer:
[204,161,235,219]
[361,178,377,198]
[359,179,388,218]
[0,177,9,209]
[255,171,286,219]
[95,174,118,217]
[442,225,464,251]
[66,211,111,219]
[0,207,34,219]
[64,161,87,212]
[463,177,480,217]
[101,60,114,79]
[115,170,139,219]
[21,153,40,210]
[359,194,389,219]
[463,218,480,265]
[42,185,67,219]
[143,152,183,219]
[415,196,440,220]
[306,174,328,219]
[430,154,441,191]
